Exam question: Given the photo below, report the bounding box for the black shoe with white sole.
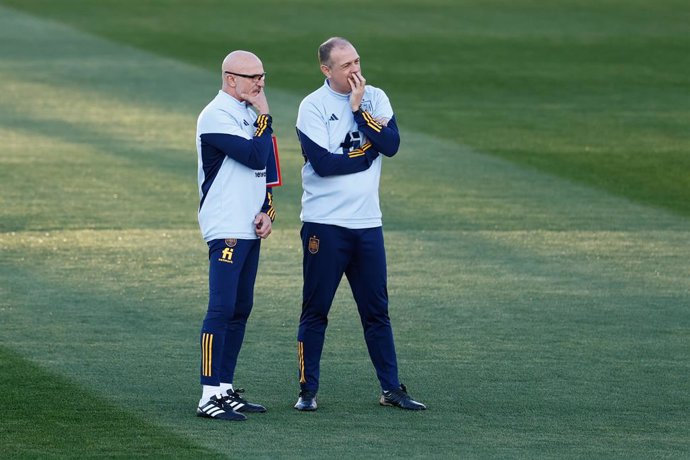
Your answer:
[196,395,247,421]
[224,388,266,413]
[380,384,426,410]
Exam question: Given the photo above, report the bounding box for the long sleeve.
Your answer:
[296,128,379,177]
[352,110,400,157]
[199,114,274,170]
[261,188,276,221]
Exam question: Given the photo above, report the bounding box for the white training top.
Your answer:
[296,80,394,229]
[196,90,267,241]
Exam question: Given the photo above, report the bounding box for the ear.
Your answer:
[320,64,331,78]
[225,73,236,87]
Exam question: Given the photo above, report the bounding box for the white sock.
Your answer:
[219,382,233,394]
[199,385,222,406]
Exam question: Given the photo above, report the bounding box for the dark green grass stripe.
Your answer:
[0,346,221,458]
[1,0,688,218]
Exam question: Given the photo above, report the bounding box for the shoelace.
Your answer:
[385,384,411,403]
[225,388,248,403]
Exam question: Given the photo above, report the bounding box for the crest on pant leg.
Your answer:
[308,236,319,254]
[224,238,237,248]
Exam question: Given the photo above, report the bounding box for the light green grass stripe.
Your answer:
[2,227,689,456]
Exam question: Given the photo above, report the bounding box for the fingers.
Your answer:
[242,91,270,114]
[349,72,366,110]
[257,225,271,239]
[348,72,365,89]
[348,77,356,92]
[254,214,272,239]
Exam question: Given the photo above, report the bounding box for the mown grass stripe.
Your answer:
[2,0,688,216]
[0,346,222,458]
[2,227,688,456]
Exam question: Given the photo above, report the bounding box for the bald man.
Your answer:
[195,50,276,421]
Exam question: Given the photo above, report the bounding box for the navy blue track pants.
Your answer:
[297,222,400,392]
[200,238,261,386]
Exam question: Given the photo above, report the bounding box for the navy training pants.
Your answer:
[200,238,261,386]
[297,222,400,392]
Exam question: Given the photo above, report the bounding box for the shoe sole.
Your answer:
[196,409,247,421]
[294,405,317,411]
[379,398,426,410]
[294,402,317,411]
[236,406,267,413]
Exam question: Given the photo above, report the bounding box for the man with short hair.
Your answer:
[294,37,425,411]
[195,50,276,421]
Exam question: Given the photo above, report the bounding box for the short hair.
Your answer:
[318,37,352,66]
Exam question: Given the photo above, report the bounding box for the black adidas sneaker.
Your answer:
[224,388,266,413]
[196,394,247,421]
[379,384,426,410]
[294,390,317,411]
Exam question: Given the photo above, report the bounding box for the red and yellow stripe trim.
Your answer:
[362,110,383,133]
[264,191,276,221]
[266,207,276,221]
[202,333,213,377]
[347,142,373,158]
[254,114,269,137]
[298,341,306,384]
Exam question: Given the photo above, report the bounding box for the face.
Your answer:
[225,60,266,100]
[321,44,360,94]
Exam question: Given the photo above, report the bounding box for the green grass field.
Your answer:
[1,1,689,458]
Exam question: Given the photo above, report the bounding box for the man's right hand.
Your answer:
[242,88,270,115]
[348,71,366,111]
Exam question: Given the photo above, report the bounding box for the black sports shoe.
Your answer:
[380,384,426,410]
[224,388,266,413]
[294,390,317,411]
[196,394,247,421]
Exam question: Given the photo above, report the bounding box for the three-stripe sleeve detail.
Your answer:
[361,111,383,133]
[254,114,269,137]
[264,192,276,221]
[347,142,373,158]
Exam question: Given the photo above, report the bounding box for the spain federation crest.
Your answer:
[308,236,319,254]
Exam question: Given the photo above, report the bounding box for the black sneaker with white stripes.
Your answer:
[379,384,426,410]
[294,390,317,411]
[196,394,247,421]
[224,388,266,413]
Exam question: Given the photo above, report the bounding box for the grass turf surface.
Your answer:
[1,0,688,217]
[0,1,689,458]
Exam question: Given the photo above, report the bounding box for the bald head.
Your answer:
[222,50,262,74]
[220,50,266,101]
